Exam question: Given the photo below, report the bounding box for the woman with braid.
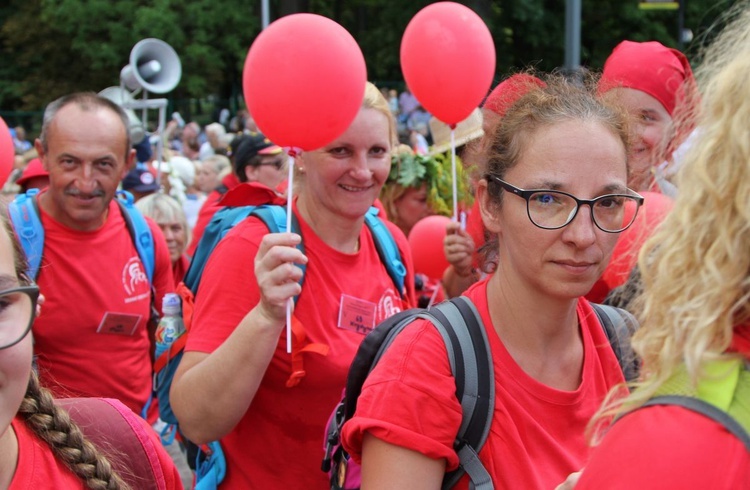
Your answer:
[0,210,181,489]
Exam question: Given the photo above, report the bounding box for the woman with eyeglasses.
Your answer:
[341,75,643,489]
[0,212,183,489]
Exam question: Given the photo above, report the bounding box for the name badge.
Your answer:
[96,312,142,336]
[337,295,376,335]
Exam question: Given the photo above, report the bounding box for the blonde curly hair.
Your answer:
[591,2,750,437]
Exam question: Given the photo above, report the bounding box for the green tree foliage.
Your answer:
[0,0,738,112]
[1,0,259,109]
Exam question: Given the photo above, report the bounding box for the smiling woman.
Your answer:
[341,74,642,489]
[599,41,696,193]
[170,82,417,488]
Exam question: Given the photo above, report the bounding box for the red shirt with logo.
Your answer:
[32,197,174,413]
[186,201,416,488]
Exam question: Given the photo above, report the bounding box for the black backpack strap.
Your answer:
[591,303,640,382]
[428,297,494,490]
[329,298,494,489]
[641,395,750,452]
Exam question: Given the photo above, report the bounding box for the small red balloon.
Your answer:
[0,117,15,186]
[400,2,496,125]
[243,14,367,151]
[408,215,452,282]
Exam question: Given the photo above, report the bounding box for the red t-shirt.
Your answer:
[186,201,416,488]
[10,417,83,489]
[32,197,174,413]
[186,173,241,256]
[342,279,625,489]
[576,405,750,488]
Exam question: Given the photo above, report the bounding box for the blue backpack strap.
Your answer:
[8,189,44,280]
[116,190,155,285]
[364,207,406,298]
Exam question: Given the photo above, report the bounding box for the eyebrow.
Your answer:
[57,152,117,162]
[525,180,629,195]
[0,274,19,290]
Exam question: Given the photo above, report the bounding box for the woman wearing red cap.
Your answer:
[599,40,696,194]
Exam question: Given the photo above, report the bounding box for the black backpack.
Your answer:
[322,298,639,489]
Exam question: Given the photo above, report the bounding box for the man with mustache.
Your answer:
[26,93,174,414]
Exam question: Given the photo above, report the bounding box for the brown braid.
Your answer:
[18,372,131,490]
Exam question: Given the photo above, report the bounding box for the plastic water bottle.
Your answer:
[155,293,185,359]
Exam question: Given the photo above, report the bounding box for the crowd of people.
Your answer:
[1,3,749,488]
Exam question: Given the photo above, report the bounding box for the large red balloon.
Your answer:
[243,14,367,151]
[602,191,674,289]
[408,215,452,282]
[400,2,495,125]
[0,117,15,186]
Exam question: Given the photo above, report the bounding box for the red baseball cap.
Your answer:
[16,158,49,187]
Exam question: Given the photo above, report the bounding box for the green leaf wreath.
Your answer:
[387,149,474,217]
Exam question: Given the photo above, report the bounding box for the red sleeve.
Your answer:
[341,318,462,469]
[577,405,750,488]
[146,217,175,314]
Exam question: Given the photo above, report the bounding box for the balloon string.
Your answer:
[284,148,298,354]
[451,129,458,222]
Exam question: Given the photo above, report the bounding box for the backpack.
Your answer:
[58,397,170,490]
[152,203,408,488]
[619,357,750,451]
[322,299,639,490]
[8,189,155,283]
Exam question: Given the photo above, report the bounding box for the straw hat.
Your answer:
[428,108,484,156]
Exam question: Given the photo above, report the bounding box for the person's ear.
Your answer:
[34,140,48,171]
[123,148,137,179]
[477,179,502,234]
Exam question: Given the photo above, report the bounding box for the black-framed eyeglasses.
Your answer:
[485,174,644,233]
[0,284,40,350]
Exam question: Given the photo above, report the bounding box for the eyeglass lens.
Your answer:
[0,288,35,349]
[527,192,640,232]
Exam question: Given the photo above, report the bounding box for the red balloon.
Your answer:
[243,14,367,151]
[400,2,496,125]
[0,117,15,186]
[602,192,674,290]
[408,215,452,281]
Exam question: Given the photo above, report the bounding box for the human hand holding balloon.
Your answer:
[254,232,308,326]
[444,221,475,277]
[242,13,366,352]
